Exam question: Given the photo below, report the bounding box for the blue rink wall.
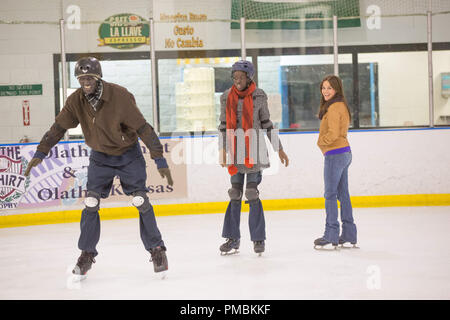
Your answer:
[1,127,449,228]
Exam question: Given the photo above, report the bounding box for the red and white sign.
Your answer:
[22,100,30,126]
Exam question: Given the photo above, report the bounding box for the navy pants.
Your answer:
[222,171,266,242]
[78,154,164,256]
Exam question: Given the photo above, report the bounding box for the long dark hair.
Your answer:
[318,75,352,121]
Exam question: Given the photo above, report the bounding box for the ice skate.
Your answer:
[149,246,168,277]
[313,237,339,251]
[220,238,240,255]
[253,240,265,256]
[72,251,96,281]
[339,237,359,249]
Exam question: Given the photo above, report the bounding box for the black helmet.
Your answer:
[75,57,102,79]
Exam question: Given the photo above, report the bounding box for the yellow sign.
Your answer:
[161,12,207,49]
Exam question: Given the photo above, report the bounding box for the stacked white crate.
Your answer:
[175,67,216,131]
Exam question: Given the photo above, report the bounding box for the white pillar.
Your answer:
[150,18,159,134]
[333,15,339,76]
[240,17,246,60]
[427,8,434,127]
[59,19,69,140]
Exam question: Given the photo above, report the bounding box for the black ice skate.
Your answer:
[149,246,168,273]
[220,238,240,255]
[314,237,339,250]
[338,237,359,249]
[253,241,265,256]
[72,251,96,280]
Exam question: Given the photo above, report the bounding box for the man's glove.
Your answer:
[154,158,174,186]
[158,167,173,186]
[24,158,42,176]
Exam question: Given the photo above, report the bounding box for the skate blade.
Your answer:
[71,266,88,281]
[154,264,169,273]
[71,274,87,282]
[154,270,167,280]
[314,244,339,251]
[254,250,264,257]
[340,244,360,249]
[220,249,239,256]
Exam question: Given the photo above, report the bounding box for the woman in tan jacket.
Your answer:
[314,75,358,250]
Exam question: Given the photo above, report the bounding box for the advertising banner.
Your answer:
[0,140,187,211]
[98,13,150,49]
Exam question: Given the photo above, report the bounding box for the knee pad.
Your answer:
[132,191,151,213]
[228,183,243,201]
[245,182,259,202]
[84,191,100,212]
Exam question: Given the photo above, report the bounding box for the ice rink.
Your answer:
[0,206,449,300]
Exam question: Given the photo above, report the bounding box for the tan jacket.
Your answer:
[317,102,350,155]
[37,81,163,158]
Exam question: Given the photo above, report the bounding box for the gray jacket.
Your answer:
[218,87,282,174]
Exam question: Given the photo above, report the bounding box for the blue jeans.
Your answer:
[323,152,357,244]
[222,171,266,241]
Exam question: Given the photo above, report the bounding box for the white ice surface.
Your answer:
[0,206,449,300]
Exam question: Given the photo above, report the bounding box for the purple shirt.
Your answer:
[325,146,351,156]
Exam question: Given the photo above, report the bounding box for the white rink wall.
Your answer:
[1,128,449,217]
[160,128,450,204]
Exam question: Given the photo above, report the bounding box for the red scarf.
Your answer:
[226,82,256,175]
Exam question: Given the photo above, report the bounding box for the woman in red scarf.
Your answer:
[218,60,289,256]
